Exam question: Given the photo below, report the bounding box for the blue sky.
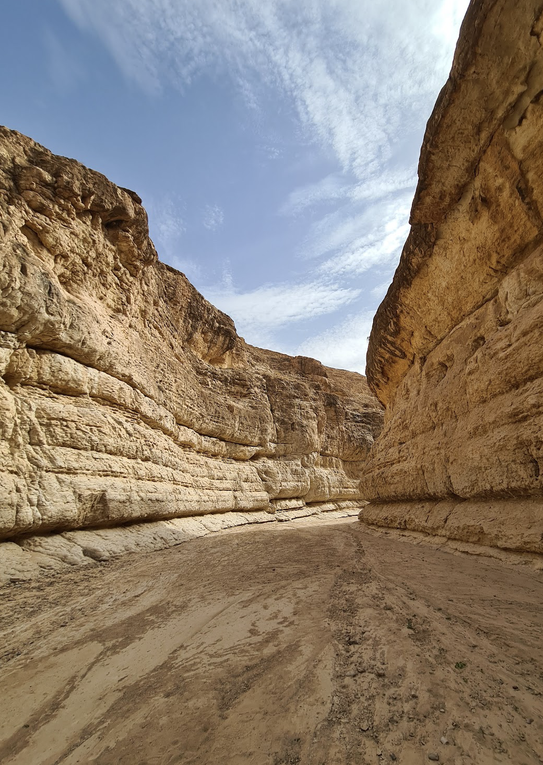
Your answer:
[0,0,469,372]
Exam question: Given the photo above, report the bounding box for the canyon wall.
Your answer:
[0,127,382,541]
[360,0,543,554]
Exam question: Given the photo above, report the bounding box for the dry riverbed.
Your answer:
[1,518,542,765]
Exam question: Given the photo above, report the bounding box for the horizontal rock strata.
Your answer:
[0,504,360,585]
[360,0,543,555]
[0,127,383,543]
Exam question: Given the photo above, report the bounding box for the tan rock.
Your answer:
[0,506,360,585]
[0,127,382,542]
[360,0,543,555]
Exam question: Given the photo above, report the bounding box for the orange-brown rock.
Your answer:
[0,127,383,543]
[360,0,543,554]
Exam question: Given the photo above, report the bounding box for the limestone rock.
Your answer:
[360,0,543,554]
[0,506,360,585]
[0,127,382,541]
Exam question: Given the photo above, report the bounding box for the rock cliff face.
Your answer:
[360,0,543,554]
[0,127,383,541]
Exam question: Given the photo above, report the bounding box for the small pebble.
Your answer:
[428,755,440,762]
[440,736,449,745]
[439,708,445,713]
[360,723,370,732]
[526,718,534,725]
[512,685,519,690]
[390,755,397,762]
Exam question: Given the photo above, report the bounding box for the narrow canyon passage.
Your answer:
[1,519,542,765]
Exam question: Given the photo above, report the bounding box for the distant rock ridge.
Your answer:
[0,125,383,545]
[360,0,543,555]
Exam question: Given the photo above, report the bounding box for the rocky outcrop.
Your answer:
[360,0,543,554]
[0,127,383,544]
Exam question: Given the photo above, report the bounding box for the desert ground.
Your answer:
[0,517,542,765]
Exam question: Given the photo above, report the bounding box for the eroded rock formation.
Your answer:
[360,0,543,555]
[0,127,383,544]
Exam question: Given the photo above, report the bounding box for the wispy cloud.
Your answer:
[314,194,412,277]
[202,278,361,347]
[262,144,282,161]
[57,0,469,182]
[297,311,376,374]
[146,195,202,281]
[151,196,186,244]
[202,204,224,231]
[349,168,418,204]
[371,279,392,301]
[279,170,414,313]
[280,173,351,216]
[57,0,469,371]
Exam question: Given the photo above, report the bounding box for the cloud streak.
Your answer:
[313,194,413,276]
[202,204,224,231]
[57,0,469,371]
[297,311,376,374]
[202,277,362,346]
[58,0,469,182]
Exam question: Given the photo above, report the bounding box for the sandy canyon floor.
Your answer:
[0,518,542,765]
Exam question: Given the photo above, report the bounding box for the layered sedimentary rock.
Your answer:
[360,0,543,554]
[0,127,383,542]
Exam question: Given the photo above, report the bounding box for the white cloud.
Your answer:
[349,168,418,204]
[153,197,186,243]
[202,278,361,346]
[371,279,392,301]
[297,191,412,281]
[318,218,410,278]
[431,0,470,48]
[146,195,186,254]
[277,169,413,309]
[262,144,283,161]
[296,311,375,374]
[57,0,469,371]
[280,173,350,216]
[57,0,470,182]
[202,204,224,231]
[166,255,203,282]
[145,195,203,281]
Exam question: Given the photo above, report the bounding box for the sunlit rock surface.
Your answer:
[0,126,383,543]
[360,0,543,555]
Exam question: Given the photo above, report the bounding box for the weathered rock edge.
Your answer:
[0,127,383,541]
[0,503,361,586]
[360,0,543,556]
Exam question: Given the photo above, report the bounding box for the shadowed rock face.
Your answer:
[360,0,543,554]
[0,127,383,539]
